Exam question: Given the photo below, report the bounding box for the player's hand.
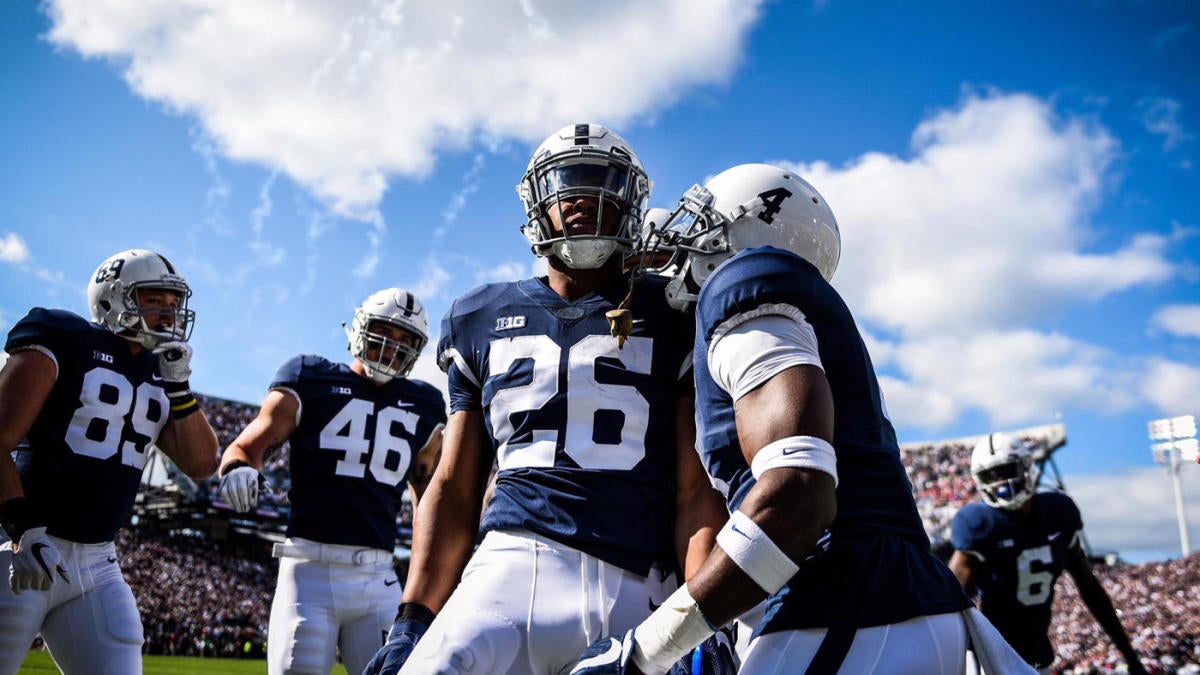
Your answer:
[219,465,263,512]
[2,527,70,593]
[363,603,433,675]
[153,340,193,382]
[669,624,738,675]
[569,630,641,675]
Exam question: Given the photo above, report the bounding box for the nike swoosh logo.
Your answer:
[107,557,118,564]
[781,446,805,455]
[1047,532,1062,541]
[384,578,400,586]
[573,640,622,671]
[150,373,164,382]
[31,543,53,577]
[731,523,752,539]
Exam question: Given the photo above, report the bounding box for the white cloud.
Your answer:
[770,91,1177,428]
[44,0,764,216]
[1067,466,1200,558]
[781,91,1173,338]
[408,256,453,301]
[1141,358,1200,416]
[0,233,31,263]
[1150,304,1200,339]
[881,330,1139,429]
[1139,96,1194,152]
[475,261,531,285]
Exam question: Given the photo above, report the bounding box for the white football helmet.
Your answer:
[639,163,840,311]
[517,123,650,269]
[87,249,194,349]
[970,433,1039,511]
[345,288,429,383]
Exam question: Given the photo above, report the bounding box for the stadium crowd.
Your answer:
[52,396,1200,672]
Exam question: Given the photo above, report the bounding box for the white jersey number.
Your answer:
[66,367,170,469]
[1015,544,1055,606]
[319,399,419,486]
[488,334,653,472]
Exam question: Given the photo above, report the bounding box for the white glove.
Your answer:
[2,527,71,593]
[153,340,194,383]
[220,466,262,512]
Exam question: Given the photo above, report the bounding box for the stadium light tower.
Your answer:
[1148,414,1198,557]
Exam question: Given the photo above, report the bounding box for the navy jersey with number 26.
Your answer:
[693,248,971,633]
[272,355,446,552]
[6,308,172,544]
[952,491,1083,668]
[437,275,693,576]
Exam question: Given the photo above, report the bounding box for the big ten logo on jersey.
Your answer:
[331,385,353,396]
[67,367,169,469]
[319,399,419,487]
[495,315,527,331]
[92,350,114,364]
[488,334,652,472]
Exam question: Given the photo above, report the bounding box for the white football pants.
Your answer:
[741,611,967,674]
[267,537,401,675]
[400,529,675,675]
[0,535,142,675]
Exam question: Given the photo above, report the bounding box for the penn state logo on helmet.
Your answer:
[345,288,429,383]
[970,433,1039,511]
[516,123,651,269]
[87,248,194,348]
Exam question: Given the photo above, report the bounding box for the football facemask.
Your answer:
[87,249,194,349]
[517,123,650,269]
[346,288,429,383]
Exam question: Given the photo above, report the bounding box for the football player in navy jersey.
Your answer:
[364,123,729,675]
[950,433,1146,674]
[0,249,219,675]
[217,287,446,675]
[573,164,991,675]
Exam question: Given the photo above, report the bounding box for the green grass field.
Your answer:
[20,650,349,674]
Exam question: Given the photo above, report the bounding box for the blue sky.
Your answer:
[2,0,1198,560]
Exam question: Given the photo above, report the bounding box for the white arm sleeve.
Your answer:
[707,306,822,401]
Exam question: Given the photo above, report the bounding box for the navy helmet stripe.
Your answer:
[156,254,177,275]
[574,123,589,146]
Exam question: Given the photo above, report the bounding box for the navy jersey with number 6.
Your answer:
[6,308,172,544]
[272,355,446,551]
[951,491,1083,668]
[437,274,693,576]
[693,248,971,632]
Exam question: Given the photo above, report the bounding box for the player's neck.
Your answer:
[545,258,624,302]
[350,359,387,386]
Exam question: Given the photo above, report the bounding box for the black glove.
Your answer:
[362,602,434,675]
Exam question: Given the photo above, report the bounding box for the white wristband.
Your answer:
[631,584,714,674]
[750,435,838,487]
[716,510,799,595]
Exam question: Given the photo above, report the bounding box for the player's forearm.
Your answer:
[161,413,219,479]
[674,485,726,579]
[401,480,480,613]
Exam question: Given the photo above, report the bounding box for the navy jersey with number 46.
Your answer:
[693,248,971,632]
[272,355,446,552]
[6,308,172,544]
[951,491,1083,668]
[437,275,694,576]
